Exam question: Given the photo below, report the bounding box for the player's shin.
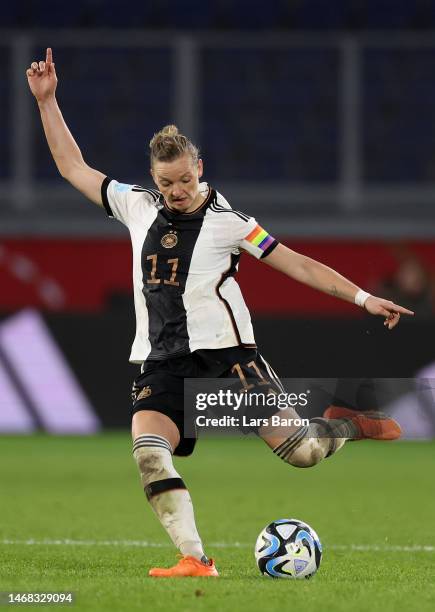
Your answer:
[132,434,209,564]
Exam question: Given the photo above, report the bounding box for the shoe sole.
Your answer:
[149,572,219,578]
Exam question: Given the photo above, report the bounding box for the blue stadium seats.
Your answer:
[201,47,339,181]
[6,3,435,186]
[3,0,435,29]
[32,47,173,182]
[363,47,435,181]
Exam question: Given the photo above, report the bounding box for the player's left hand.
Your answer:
[364,296,414,330]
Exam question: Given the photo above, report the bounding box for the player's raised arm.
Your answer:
[262,243,414,329]
[26,48,105,206]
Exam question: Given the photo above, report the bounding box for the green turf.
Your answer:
[0,434,434,611]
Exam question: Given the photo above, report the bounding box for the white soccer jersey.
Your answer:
[101,179,279,363]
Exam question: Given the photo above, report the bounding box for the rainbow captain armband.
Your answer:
[241,224,278,259]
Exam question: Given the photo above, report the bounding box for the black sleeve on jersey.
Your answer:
[261,239,279,259]
[101,176,114,218]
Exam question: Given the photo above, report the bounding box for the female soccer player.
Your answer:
[27,49,413,578]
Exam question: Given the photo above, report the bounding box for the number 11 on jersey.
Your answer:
[146,254,180,287]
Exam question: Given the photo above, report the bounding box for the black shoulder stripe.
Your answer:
[144,187,160,196]
[210,202,250,220]
[235,211,250,221]
[132,186,160,201]
[144,189,161,201]
[101,176,114,218]
[216,210,249,222]
[210,204,251,222]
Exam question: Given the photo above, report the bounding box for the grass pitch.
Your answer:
[0,434,434,611]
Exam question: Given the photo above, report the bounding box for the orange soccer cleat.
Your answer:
[149,555,219,578]
[323,405,402,441]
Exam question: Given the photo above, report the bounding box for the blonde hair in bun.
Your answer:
[149,124,199,166]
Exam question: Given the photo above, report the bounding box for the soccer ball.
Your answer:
[255,518,322,579]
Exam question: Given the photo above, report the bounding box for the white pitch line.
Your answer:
[0,539,434,552]
[330,544,435,552]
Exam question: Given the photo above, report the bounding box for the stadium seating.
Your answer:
[3,0,435,30]
[363,47,435,182]
[4,2,435,189]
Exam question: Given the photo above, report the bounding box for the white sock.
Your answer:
[133,435,206,561]
[151,489,205,560]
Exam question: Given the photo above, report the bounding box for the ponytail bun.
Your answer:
[150,124,199,166]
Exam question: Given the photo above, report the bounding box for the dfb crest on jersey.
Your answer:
[161,231,178,248]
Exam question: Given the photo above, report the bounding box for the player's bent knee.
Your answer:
[272,425,332,468]
[286,438,324,468]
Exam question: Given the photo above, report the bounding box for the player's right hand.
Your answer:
[26,47,57,102]
[364,295,414,329]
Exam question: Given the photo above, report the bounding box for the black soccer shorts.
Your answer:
[131,346,284,457]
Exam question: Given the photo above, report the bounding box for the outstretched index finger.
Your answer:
[46,47,53,64]
[390,303,414,316]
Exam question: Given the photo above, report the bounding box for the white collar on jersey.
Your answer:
[199,181,209,196]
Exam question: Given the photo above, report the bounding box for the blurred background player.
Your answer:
[26,48,412,577]
[375,256,434,319]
